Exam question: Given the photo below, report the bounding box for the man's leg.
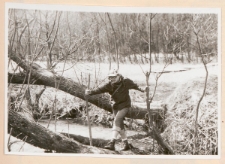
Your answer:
[104,108,129,150]
[114,108,130,151]
[120,129,130,151]
[104,109,119,150]
[113,108,128,130]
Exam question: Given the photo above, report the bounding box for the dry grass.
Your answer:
[162,75,218,155]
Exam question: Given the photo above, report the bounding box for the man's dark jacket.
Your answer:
[89,76,143,110]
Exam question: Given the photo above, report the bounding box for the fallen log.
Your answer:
[8,51,167,120]
[8,109,150,154]
[60,132,149,148]
[60,132,154,155]
[8,109,117,154]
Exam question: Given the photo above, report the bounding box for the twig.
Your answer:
[86,74,93,146]
[19,136,28,152]
[7,128,13,152]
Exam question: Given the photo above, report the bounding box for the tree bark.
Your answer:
[8,52,167,120]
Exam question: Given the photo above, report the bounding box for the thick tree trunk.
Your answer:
[8,109,150,154]
[8,52,167,120]
[60,132,149,149]
[8,109,117,154]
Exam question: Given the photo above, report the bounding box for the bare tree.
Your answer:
[188,14,217,155]
[106,13,120,69]
[136,13,174,154]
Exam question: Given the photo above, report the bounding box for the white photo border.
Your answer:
[5,2,222,159]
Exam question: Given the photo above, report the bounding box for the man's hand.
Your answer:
[139,86,147,93]
[85,89,91,95]
[84,89,91,99]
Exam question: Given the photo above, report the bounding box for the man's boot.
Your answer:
[104,139,115,150]
[120,140,130,151]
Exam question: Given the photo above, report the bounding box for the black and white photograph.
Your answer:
[5,3,221,157]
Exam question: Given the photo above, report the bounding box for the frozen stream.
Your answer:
[38,119,139,140]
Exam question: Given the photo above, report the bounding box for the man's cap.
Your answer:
[108,69,119,77]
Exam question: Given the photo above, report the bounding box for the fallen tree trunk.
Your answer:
[8,109,117,154]
[8,52,167,120]
[8,109,150,155]
[60,132,149,148]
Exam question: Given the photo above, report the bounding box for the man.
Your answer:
[85,69,145,151]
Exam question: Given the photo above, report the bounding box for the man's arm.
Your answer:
[85,83,110,95]
[124,78,146,92]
